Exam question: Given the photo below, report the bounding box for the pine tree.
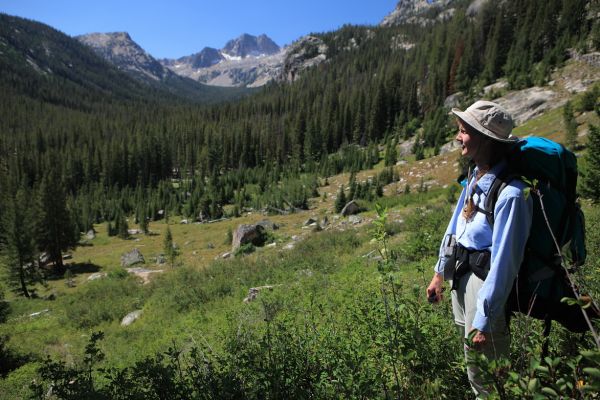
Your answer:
[116,212,129,240]
[163,226,179,268]
[581,124,600,202]
[35,168,78,276]
[335,186,347,213]
[1,184,37,297]
[563,101,578,150]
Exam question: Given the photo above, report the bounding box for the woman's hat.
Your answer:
[452,100,518,143]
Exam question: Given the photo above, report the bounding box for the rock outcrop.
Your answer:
[281,36,328,83]
[232,224,267,251]
[121,310,142,326]
[120,248,145,267]
[341,200,361,216]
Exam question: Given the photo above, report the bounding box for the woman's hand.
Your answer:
[470,329,487,350]
[426,273,444,303]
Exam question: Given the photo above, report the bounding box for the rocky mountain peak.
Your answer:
[222,33,280,59]
[76,32,168,81]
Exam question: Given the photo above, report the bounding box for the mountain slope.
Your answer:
[75,31,253,102]
[160,33,285,87]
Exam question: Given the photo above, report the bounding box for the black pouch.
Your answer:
[441,234,457,279]
[469,251,490,281]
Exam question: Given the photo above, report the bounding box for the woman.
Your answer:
[426,100,533,397]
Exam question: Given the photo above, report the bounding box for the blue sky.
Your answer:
[0,0,399,59]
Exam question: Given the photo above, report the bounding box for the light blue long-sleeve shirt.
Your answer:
[435,161,533,332]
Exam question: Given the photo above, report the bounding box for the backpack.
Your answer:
[483,136,598,333]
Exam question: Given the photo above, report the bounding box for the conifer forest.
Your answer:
[1,0,600,398]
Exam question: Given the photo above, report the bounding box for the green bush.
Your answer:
[62,278,143,328]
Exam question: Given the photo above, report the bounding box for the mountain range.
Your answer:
[72,0,485,89]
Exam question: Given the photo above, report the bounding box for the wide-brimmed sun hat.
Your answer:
[452,100,518,143]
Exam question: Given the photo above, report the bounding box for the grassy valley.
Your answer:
[1,77,599,398]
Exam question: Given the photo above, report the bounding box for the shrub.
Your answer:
[62,278,143,328]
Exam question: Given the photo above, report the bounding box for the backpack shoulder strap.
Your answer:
[481,171,521,226]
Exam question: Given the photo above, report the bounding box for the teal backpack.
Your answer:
[483,136,597,333]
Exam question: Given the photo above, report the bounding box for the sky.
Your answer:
[0,0,399,59]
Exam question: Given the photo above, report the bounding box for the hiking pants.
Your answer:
[451,271,510,398]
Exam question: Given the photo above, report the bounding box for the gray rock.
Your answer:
[87,272,107,281]
[85,230,96,240]
[155,255,166,265]
[256,219,279,230]
[483,81,508,96]
[341,200,361,216]
[127,229,141,235]
[62,254,72,260]
[120,248,145,267]
[495,87,564,125]
[439,139,461,155]
[281,36,328,82]
[232,224,266,251]
[444,92,463,108]
[120,310,142,326]
[349,215,363,225]
[303,218,317,226]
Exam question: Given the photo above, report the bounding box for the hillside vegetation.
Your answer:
[1,0,600,398]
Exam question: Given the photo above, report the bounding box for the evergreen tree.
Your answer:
[35,168,78,275]
[334,186,347,213]
[384,138,398,167]
[116,212,129,240]
[1,184,37,297]
[563,101,578,150]
[163,226,179,268]
[581,124,600,202]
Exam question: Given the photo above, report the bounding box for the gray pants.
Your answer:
[451,271,510,398]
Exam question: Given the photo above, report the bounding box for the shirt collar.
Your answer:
[473,160,506,195]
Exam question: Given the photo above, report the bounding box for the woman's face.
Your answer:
[456,120,484,160]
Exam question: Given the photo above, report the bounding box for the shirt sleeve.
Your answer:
[471,188,533,332]
[434,186,467,277]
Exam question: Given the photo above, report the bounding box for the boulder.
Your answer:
[256,219,279,230]
[444,92,463,108]
[85,230,96,240]
[232,224,266,251]
[155,255,166,265]
[121,310,142,326]
[303,218,317,226]
[341,200,361,216]
[120,249,145,267]
[87,272,107,281]
[439,139,461,155]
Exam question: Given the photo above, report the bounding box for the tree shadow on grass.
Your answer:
[44,262,102,281]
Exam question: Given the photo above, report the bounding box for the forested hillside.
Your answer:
[1,1,597,242]
[0,1,599,397]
